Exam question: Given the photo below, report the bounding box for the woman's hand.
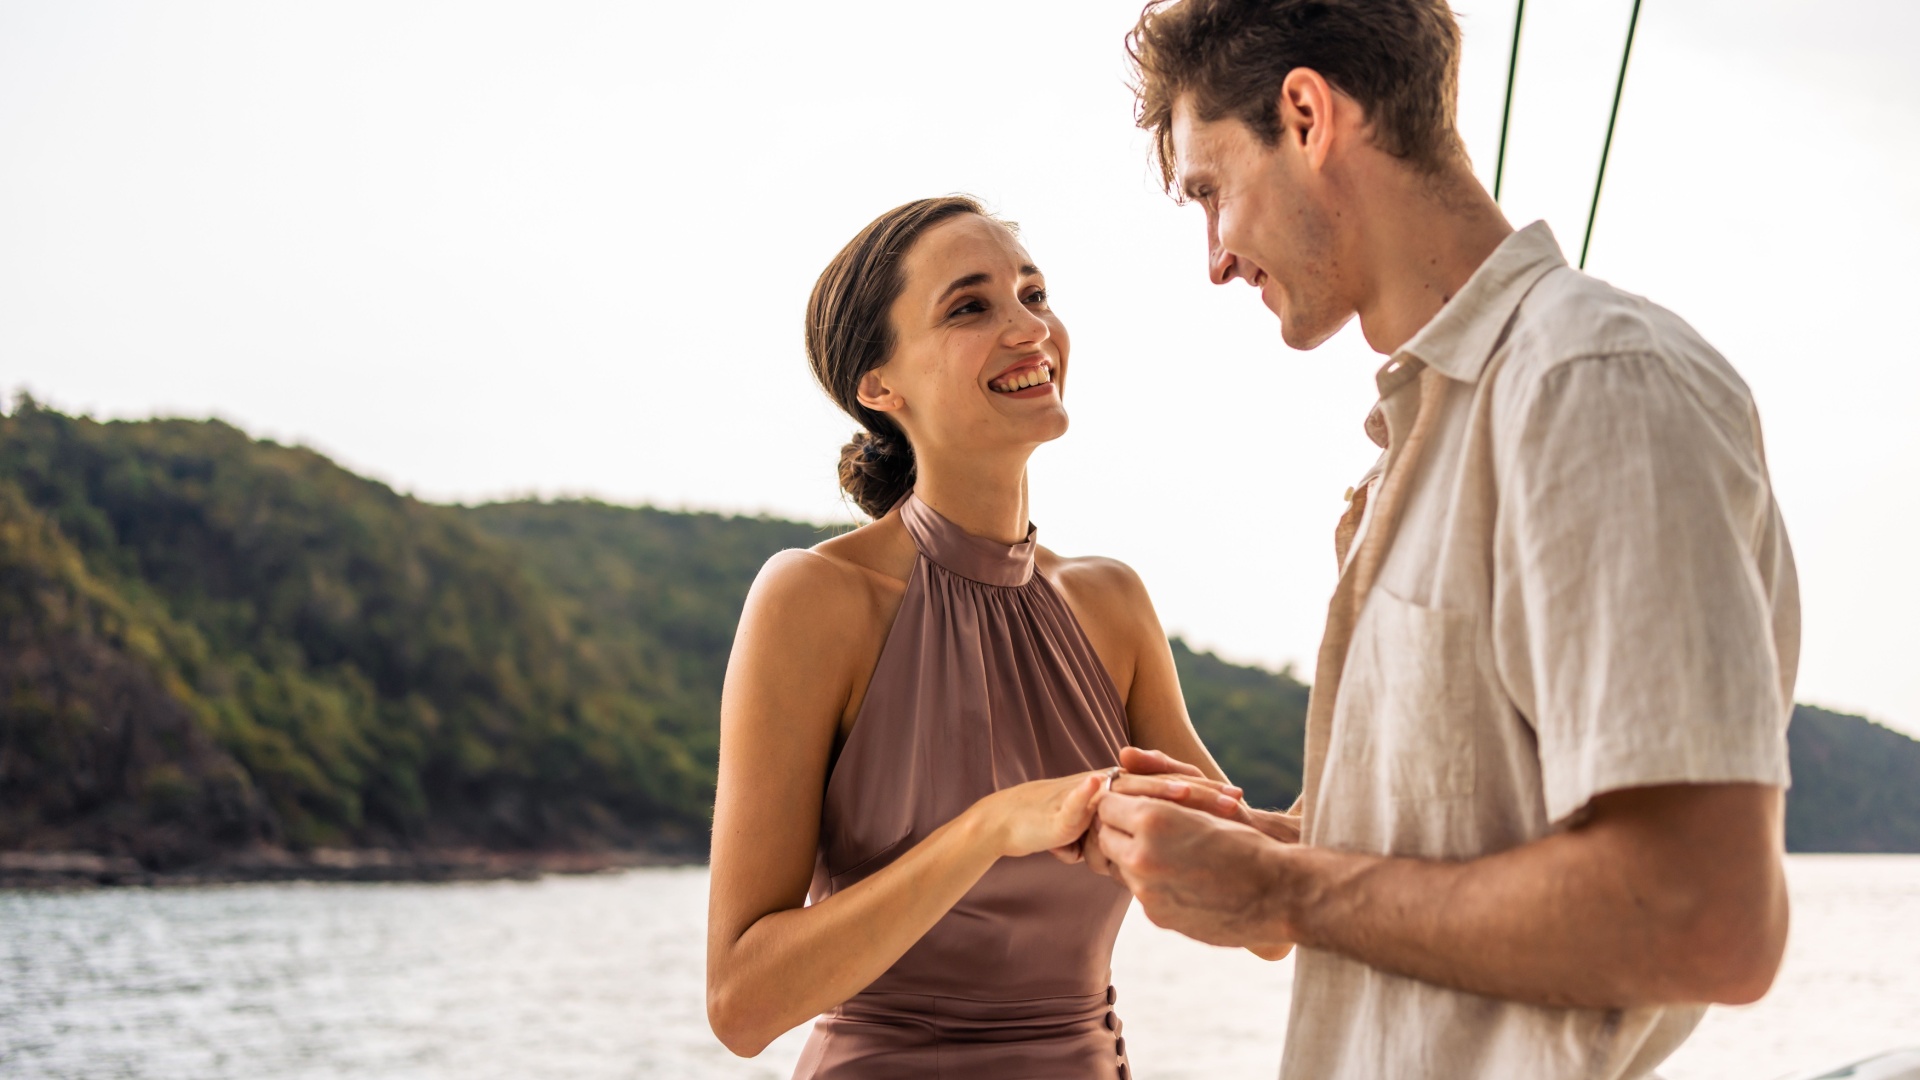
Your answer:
[971,772,1106,859]
[1110,771,1253,825]
[1110,747,1253,825]
[1106,750,1303,842]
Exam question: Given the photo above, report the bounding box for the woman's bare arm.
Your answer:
[1055,557,1229,782]
[1057,557,1297,960]
[706,549,1103,1057]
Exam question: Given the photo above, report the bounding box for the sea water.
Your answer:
[2,856,1915,1079]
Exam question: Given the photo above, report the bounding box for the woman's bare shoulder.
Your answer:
[1038,547,1162,644]
[747,517,915,625]
[1038,548,1152,604]
[812,515,918,586]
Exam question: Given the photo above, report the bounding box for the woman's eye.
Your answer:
[1024,288,1048,305]
[949,300,985,318]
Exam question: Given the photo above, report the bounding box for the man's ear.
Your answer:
[1278,67,1341,171]
[856,365,903,415]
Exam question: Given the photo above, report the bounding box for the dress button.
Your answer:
[1105,985,1117,1005]
[1116,1036,1126,1057]
[1118,1064,1130,1080]
[1103,1011,1116,1031]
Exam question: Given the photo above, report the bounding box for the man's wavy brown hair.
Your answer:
[1126,0,1467,189]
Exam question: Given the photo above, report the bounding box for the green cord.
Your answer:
[1494,0,1526,203]
[1581,0,1645,269]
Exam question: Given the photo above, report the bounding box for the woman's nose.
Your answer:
[1000,302,1050,346]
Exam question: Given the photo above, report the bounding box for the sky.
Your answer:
[3,1,1916,737]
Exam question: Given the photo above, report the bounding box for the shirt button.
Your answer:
[1343,486,1356,503]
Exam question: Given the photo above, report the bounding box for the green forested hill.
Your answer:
[1,402,1916,866]
[1,402,712,863]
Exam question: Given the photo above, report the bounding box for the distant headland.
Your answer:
[3,399,1917,889]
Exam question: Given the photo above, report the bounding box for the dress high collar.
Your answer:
[899,492,1037,587]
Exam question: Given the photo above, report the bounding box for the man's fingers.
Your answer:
[1119,746,1205,778]
[1255,810,1303,844]
[1094,819,1145,887]
[1094,790,1173,835]
[1082,821,1115,877]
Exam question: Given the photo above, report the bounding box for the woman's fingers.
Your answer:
[1057,774,1101,838]
[1110,773,1247,821]
[1111,773,1242,801]
[1119,746,1206,778]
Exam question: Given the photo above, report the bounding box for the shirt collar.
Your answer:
[1388,220,1567,386]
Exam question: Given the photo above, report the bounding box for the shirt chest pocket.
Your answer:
[1332,586,1484,801]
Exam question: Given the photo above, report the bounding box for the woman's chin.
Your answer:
[1029,409,1071,445]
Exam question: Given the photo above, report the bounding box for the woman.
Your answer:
[706,196,1274,1077]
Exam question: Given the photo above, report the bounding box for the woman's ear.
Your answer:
[856,366,903,415]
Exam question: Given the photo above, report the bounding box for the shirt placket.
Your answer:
[1299,360,1450,839]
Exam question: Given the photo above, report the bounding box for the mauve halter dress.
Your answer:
[790,493,1136,1080]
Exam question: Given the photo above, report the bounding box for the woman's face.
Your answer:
[861,214,1070,462]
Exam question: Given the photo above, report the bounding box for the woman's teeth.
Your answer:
[990,366,1053,393]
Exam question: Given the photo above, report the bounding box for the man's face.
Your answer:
[1170,96,1353,350]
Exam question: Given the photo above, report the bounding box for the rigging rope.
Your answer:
[1493,0,1526,202]
[1581,0,1645,269]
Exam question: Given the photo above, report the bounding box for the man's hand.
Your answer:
[1080,748,1236,876]
[1091,791,1299,957]
[1102,781,1787,1008]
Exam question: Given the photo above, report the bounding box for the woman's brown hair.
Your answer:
[806,195,1002,519]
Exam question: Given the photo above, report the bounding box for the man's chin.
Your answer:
[1277,311,1353,352]
[1265,291,1350,352]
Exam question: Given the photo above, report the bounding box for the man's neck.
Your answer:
[1347,161,1514,358]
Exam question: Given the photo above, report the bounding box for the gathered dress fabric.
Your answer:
[791,494,1135,1080]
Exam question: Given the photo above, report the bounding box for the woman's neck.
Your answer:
[911,453,1032,546]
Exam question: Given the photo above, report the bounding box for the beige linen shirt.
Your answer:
[1282,222,1799,1080]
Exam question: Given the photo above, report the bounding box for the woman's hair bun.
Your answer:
[807,195,1001,521]
[837,428,915,520]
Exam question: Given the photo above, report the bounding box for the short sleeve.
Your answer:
[1492,352,1795,825]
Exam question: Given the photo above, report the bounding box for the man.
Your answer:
[1086,1,1800,1077]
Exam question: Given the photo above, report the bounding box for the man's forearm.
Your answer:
[1272,841,1682,1008]
[1268,786,1788,1009]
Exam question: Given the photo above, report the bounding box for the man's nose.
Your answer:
[1207,217,1236,286]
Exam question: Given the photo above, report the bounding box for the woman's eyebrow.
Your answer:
[937,273,992,304]
[936,266,1044,305]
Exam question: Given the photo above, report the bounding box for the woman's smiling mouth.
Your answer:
[989,360,1055,395]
